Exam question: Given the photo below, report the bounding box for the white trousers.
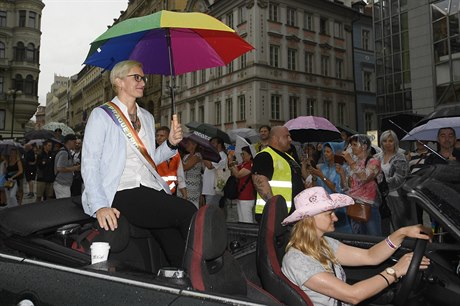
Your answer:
[237,199,255,223]
[5,183,18,207]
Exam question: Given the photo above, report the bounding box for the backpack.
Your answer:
[223,176,239,200]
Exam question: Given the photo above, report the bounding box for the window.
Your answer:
[238,6,246,24]
[226,12,234,29]
[304,12,314,31]
[26,43,35,62]
[227,61,234,74]
[306,98,315,115]
[19,10,26,27]
[362,29,370,50]
[191,71,197,86]
[323,100,332,120]
[287,7,296,27]
[0,110,5,130]
[201,70,206,83]
[289,96,298,118]
[25,75,34,95]
[305,52,314,73]
[334,21,343,38]
[269,3,280,22]
[321,56,330,76]
[336,59,343,79]
[215,101,221,124]
[190,106,196,122]
[270,45,280,68]
[319,17,329,35]
[225,98,233,122]
[217,66,223,77]
[271,95,281,120]
[0,76,4,94]
[0,42,5,58]
[238,95,245,120]
[15,42,25,61]
[363,71,372,91]
[288,48,297,70]
[365,112,374,131]
[338,102,345,125]
[239,53,247,69]
[0,11,6,27]
[28,11,36,28]
[198,106,204,122]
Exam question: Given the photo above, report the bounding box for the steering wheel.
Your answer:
[393,238,428,305]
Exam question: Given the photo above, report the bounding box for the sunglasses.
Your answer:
[126,74,148,83]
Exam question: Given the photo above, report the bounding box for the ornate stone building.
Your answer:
[0,0,43,139]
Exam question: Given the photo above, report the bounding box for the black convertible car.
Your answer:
[0,162,459,306]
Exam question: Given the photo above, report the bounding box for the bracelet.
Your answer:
[385,236,400,250]
[378,273,390,286]
[166,139,178,150]
[322,177,327,181]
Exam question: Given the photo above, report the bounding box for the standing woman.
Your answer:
[343,134,382,235]
[81,60,197,267]
[4,148,24,207]
[180,137,202,209]
[311,142,351,233]
[375,130,412,231]
[229,146,256,223]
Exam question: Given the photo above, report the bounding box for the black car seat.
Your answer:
[183,204,282,305]
[256,195,314,306]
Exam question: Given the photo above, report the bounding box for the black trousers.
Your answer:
[111,185,197,267]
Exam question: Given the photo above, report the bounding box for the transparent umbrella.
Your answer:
[43,122,75,136]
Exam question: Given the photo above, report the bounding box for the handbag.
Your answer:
[346,202,371,223]
[4,180,15,189]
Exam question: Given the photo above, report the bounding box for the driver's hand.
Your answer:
[402,224,433,241]
[96,207,120,231]
[393,252,431,278]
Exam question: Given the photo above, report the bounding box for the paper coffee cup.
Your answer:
[90,242,110,264]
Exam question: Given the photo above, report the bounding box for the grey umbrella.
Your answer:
[185,122,231,144]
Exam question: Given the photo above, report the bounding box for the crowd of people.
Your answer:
[0,129,83,208]
[1,59,458,305]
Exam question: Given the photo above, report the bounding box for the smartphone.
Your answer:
[309,159,317,169]
[334,154,346,165]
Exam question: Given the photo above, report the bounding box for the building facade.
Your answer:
[157,0,361,132]
[0,0,43,139]
[372,0,458,126]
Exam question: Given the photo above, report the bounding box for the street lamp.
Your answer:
[7,89,22,138]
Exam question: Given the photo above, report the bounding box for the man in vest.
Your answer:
[155,126,187,198]
[252,126,304,220]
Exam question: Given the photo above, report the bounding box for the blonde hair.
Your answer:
[286,217,338,271]
[109,60,142,93]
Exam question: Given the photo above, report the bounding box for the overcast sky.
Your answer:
[39,0,129,105]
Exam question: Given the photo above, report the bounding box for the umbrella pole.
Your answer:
[389,119,447,161]
[166,28,176,116]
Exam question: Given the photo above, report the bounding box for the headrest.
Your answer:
[191,205,227,260]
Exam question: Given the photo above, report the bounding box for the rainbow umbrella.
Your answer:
[84,10,254,113]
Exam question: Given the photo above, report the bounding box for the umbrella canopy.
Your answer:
[284,116,341,143]
[24,129,56,141]
[401,117,460,141]
[185,122,231,144]
[84,10,254,76]
[415,104,460,126]
[227,128,260,144]
[0,140,24,155]
[335,124,359,137]
[43,122,75,136]
[180,132,221,163]
[234,136,257,164]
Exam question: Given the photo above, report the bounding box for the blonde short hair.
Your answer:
[379,129,400,152]
[109,60,142,93]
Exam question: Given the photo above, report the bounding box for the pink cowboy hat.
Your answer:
[281,186,354,225]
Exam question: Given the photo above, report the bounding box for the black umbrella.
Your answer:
[415,104,460,127]
[335,124,359,137]
[24,129,56,140]
[179,132,221,163]
[185,122,232,144]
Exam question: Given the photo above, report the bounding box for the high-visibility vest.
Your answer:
[156,153,181,193]
[255,147,293,214]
